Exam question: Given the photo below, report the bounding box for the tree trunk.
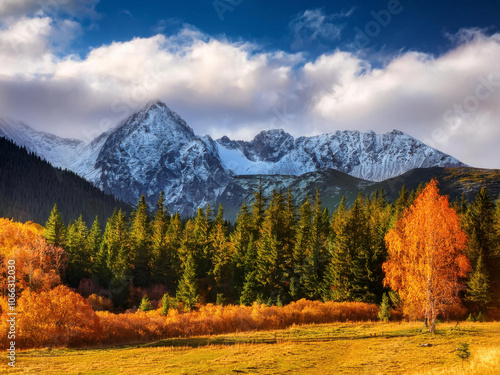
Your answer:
[429,301,436,334]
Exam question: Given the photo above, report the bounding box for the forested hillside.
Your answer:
[0,137,129,226]
[38,181,500,317]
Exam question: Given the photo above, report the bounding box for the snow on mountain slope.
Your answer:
[93,101,231,214]
[216,129,466,182]
[65,130,112,183]
[1,101,467,216]
[0,118,85,168]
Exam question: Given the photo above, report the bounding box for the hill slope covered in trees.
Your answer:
[0,137,129,226]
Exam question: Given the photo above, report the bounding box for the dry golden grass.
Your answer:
[3,322,500,374]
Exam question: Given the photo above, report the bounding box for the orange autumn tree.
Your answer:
[383,179,470,333]
[0,218,66,295]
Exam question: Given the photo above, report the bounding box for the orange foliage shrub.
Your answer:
[0,218,66,295]
[96,300,378,346]
[5,295,377,349]
[16,286,101,349]
[0,219,42,257]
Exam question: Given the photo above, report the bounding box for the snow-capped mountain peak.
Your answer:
[1,101,466,215]
[214,127,465,181]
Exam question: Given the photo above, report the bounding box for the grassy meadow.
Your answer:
[4,321,500,374]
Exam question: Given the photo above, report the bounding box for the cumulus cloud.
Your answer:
[0,13,499,169]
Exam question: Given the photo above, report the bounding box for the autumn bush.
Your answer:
[15,285,101,349]
[0,219,66,295]
[95,299,378,347]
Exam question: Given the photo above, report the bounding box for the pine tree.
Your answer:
[87,216,102,270]
[282,189,297,285]
[240,270,259,305]
[177,252,199,311]
[210,204,234,301]
[301,191,328,299]
[44,204,66,247]
[465,188,496,268]
[365,190,392,303]
[138,296,152,312]
[193,206,213,279]
[150,192,170,284]
[105,210,130,286]
[378,292,391,322]
[292,197,312,300]
[164,213,183,290]
[65,215,90,287]
[232,203,254,298]
[330,196,347,237]
[254,190,287,303]
[93,212,115,286]
[251,181,267,239]
[129,195,152,287]
[465,254,492,313]
[160,293,175,316]
[394,185,409,218]
[464,188,499,307]
[324,193,370,302]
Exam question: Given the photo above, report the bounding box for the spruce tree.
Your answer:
[210,205,233,301]
[465,254,492,313]
[378,292,391,322]
[254,190,287,303]
[138,296,152,312]
[93,212,115,286]
[240,270,259,305]
[465,188,496,268]
[164,213,183,290]
[301,191,328,299]
[465,188,499,306]
[151,192,170,284]
[330,196,347,237]
[87,216,102,269]
[44,204,66,247]
[177,252,199,311]
[129,195,152,287]
[251,181,267,238]
[232,203,253,298]
[65,215,90,287]
[105,210,130,287]
[324,193,371,302]
[394,185,409,218]
[292,197,312,300]
[160,293,174,316]
[282,189,297,282]
[193,206,213,279]
[348,193,375,302]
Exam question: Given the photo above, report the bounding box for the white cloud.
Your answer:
[0,16,55,76]
[0,17,499,169]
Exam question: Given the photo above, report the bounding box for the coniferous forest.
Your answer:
[0,137,129,226]
[41,181,500,315]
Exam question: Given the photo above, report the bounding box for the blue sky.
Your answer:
[81,0,500,58]
[0,0,499,167]
[80,0,500,53]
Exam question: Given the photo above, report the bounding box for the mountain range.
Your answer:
[2,100,497,219]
